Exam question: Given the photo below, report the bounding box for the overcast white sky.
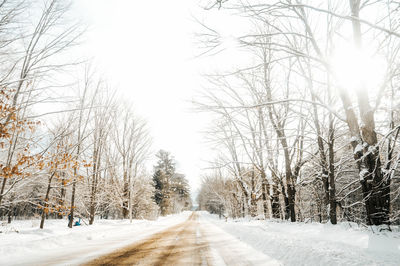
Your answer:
[70,0,248,194]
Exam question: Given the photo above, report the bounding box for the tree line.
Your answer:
[197,0,400,226]
[0,0,191,228]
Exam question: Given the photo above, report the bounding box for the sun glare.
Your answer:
[330,43,386,92]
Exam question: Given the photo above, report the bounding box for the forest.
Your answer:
[197,0,400,227]
[0,0,399,231]
[0,0,399,265]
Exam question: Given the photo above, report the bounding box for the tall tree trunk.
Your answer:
[328,120,337,224]
[241,195,245,218]
[57,176,66,219]
[283,148,296,222]
[7,207,12,223]
[261,176,270,219]
[40,173,54,229]
[271,183,280,219]
[89,147,99,225]
[0,178,6,207]
[249,169,257,217]
[68,172,77,228]
[69,83,88,228]
[337,0,390,225]
[88,179,96,225]
[250,193,257,217]
[310,91,330,221]
[122,181,128,218]
[280,180,290,220]
[122,158,128,218]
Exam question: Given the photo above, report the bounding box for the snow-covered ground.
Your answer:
[0,212,191,265]
[199,215,280,265]
[1,211,399,265]
[199,212,400,266]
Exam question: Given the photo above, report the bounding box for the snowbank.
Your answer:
[0,212,192,265]
[199,215,281,265]
[200,212,400,266]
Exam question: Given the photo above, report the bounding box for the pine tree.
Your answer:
[171,174,191,210]
[153,150,174,215]
[153,169,163,205]
[152,150,191,215]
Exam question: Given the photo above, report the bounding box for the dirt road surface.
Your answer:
[85,212,212,266]
[84,212,276,266]
[13,211,275,266]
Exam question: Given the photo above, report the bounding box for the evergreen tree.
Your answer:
[153,150,175,215]
[153,169,163,205]
[171,174,191,210]
[152,150,191,215]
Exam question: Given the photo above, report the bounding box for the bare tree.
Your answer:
[200,0,400,225]
[113,105,151,220]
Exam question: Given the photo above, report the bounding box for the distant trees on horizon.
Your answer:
[153,150,192,216]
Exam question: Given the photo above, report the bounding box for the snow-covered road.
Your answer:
[0,212,191,265]
[84,212,277,266]
[0,212,399,265]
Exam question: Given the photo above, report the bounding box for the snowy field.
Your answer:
[199,212,400,266]
[1,211,399,265]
